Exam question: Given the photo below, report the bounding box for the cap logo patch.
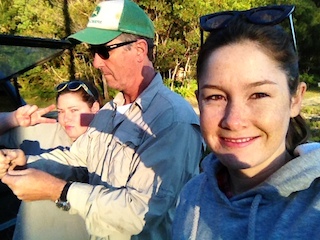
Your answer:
[91,6,101,17]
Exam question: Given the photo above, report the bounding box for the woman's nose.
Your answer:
[220,102,247,130]
[63,112,73,122]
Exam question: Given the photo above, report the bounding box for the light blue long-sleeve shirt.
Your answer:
[27,73,204,239]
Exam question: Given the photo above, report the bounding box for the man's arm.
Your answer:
[0,147,86,201]
[68,123,203,237]
[2,168,66,202]
[1,122,202,237]
[1,106,203,237]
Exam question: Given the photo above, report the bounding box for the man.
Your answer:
[0,0,203,239]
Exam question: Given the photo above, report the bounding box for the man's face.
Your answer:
[92,38,138,92]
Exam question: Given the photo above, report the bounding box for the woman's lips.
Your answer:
[220,136,258,148]
[65,126,74,131]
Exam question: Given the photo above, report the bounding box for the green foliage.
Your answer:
[19,64,59,102]
[302,106,320,115]
[1,0,319,106]
[163,78,198,98]
[300,73,318,87]
[306,119,320,142]
[301,86,320,142]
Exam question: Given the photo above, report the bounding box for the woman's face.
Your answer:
[197,41,304,176]
[57,92,99,141]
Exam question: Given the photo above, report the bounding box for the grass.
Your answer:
[304,88,320,99]
[301,88,320,141]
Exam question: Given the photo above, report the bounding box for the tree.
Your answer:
[0,0,319,105]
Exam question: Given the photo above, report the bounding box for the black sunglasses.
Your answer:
[200,5,297,51]
[56,81,96,100]
[89,40,137,60]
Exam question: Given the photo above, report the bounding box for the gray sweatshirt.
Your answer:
[173,143,320,240]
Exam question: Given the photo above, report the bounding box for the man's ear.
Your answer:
[290,82,307,117]
[135,39,148,61]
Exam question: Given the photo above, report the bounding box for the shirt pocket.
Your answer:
[104,124,143,188]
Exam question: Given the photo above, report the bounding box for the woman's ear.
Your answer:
[195,89,201,112]
[195,89,200,104]
[91,101,100,114]
[290,82,307,117]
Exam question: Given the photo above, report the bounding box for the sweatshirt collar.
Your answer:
[203,143,320,200]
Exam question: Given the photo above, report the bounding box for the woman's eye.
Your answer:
[205,95,225,101]
[251,92,269,99]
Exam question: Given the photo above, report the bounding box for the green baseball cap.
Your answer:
[68,0,154,45]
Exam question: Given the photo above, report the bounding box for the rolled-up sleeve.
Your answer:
[67,122,203,237]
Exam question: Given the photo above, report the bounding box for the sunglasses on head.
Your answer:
[200,5,297,51]
[89,40,137,60]
[56,81,96,100]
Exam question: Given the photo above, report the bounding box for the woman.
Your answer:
[173,5,320,240]
[0,80,101,240]
[55,80,101,141]
[0,79,101,154]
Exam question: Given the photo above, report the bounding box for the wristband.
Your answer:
[55,181,72,211]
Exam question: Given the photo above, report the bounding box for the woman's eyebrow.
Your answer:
[200,80,276,90]
[200,84,223,90]
[246,79,277,88]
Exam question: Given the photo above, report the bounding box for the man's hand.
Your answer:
[2,168,66,202]
[0,149,26,178]
[14,104,57,127]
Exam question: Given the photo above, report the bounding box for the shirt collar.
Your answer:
[112,73,163,113]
